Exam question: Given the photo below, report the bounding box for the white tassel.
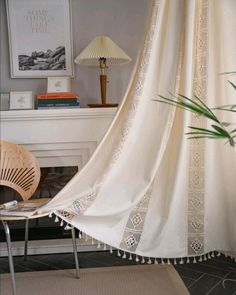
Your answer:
[174,259,177,265]
[60,220,64,227]
[154,258,158,264]
[55,216,59,223]
[147,257,152,264]
[198,256,203,262]
[97,242,101,249]
[49,212,52,218]
[117,250,121,257]
[129,253,132,260]
[135,255,139,262]
[217,252,221,256]
[110,247,113,253]
[64,224,71,230]
[79,232,82,239]
[122,252,127,259]
[161,258,164,264]
[187,257,190,263]
[179,258,184,264]
[103,244,107,250]
[141,256,145,263]
[203,255,207,261]
[193,257,197,263]
[211,252,215,258]
[167,258,170,265]
[208,253,211,259]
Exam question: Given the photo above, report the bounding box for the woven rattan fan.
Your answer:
[0,140,40,201]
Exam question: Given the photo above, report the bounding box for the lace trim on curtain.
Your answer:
[188,0,208,256]
[49,211,236,263]
[95,0,160,188]
[119,0,185,253]
[63,0,160,216]
[115,0,159,252]
[119,185,153,252]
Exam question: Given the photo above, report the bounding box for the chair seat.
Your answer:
[0,198,50,221]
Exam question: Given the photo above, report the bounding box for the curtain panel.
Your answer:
[40,0,236,261]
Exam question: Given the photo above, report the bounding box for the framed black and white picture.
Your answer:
[6,0,74,78]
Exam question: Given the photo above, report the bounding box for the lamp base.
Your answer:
[88,103,118,108]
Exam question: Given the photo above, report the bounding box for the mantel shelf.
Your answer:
[0,107,117,168]
[0,107,117,121]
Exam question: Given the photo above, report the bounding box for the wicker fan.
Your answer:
[0,140,41,201]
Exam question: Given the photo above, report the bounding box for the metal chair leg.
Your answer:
[24,219,29,261]
[71,226,80,279]
[2,220,17,295]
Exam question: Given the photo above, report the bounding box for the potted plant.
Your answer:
[157,74,236,147]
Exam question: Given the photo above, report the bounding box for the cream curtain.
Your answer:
[41,0,236,260]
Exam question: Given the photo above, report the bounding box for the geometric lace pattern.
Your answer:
[118,1,160,253]
[119,185,153,252]
[188,0,208,256]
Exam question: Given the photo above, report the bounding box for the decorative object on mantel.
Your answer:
[9,91,34,110]
[74,36,131,108]
[47,77,71,93]
[37,92,80,109]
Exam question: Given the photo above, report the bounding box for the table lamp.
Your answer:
[74,36,131,107]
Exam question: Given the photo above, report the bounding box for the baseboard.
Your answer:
[0,238,101,257]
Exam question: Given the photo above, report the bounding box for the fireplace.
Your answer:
[0,108,116,255]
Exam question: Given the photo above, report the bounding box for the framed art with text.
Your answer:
[6,0,74,78]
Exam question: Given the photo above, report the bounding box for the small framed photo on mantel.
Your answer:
[47,77,71,93]
[9,91,34,110]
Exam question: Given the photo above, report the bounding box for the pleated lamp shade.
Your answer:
[74,36,131,66]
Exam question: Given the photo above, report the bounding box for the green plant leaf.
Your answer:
[156,77,236,148]
[211,125,231,137]
[221,122,231,127]
[179,94,217,120]
[219,71,236,75]
[228,80,236,91]
[187,126,226,136]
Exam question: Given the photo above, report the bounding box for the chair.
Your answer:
[0,140,80,295]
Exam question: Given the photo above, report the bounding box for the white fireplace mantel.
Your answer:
[0,108,116,169]
[0,108,117,256]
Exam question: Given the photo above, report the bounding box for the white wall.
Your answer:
[0,0,148,107]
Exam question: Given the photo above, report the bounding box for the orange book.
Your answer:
[37,92,79,99]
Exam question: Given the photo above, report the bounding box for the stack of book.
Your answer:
[37,92,80,109]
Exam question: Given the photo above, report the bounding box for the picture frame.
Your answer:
[0,93,10,111]
[47,77,71,93]
[9,91,34,110]
[6,0,74,78]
